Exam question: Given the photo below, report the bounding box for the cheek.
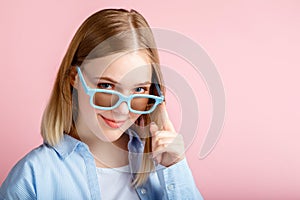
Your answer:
[129,113,141,122]
[122,113,141,128]
[77,87,94,116]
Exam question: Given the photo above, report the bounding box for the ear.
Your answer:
[70,66,79,89]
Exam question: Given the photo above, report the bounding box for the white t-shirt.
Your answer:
[96,165,140,200]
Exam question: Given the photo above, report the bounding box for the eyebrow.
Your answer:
[94,77,118,84]
[94,77,152,86]
[134,81,152,86]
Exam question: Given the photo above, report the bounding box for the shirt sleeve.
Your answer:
[156,158,204,200]
[0,157,37,200]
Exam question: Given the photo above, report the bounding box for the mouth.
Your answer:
[99,115,127,129]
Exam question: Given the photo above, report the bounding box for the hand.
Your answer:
[150,103,185,167]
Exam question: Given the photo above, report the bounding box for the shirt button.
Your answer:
[167,184,175,190]
[141,188,147,194]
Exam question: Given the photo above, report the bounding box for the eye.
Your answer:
[97,83,113,90]
[134,87,146,93]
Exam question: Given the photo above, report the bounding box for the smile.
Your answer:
[99,115,127,129]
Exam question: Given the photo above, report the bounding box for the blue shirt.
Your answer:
[0,130,203,200]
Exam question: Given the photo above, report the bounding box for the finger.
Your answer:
[159,102,175,132]
[152,131,183,149]
[152,144,167,159]
[153,137,174,149]
[152,130,177,142]
[154,154,162,166]
[150,122,159,136]
[152,141,183,159]
[151,130,176,149]
[152,134,179,156]
[151,131,167,159]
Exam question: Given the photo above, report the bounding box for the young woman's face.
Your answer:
[75,52,152,142]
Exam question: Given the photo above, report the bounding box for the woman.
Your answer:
[0,8,203,200]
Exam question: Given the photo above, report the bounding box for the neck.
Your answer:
[92,133,130,168]
[74,128,130,169]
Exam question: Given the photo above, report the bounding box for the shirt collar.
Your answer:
[126,129,145,174]
[126,128,144,153]
[46,134,83,159]
[47,129,145,160]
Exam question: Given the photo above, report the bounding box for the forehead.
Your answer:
[82,52,152,84]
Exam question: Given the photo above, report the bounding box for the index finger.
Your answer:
[159,102,175,132]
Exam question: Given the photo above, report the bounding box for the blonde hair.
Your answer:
[41,8,165,186]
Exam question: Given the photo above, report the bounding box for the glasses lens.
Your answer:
[93,91,159,112]
[93,92,119,108]
[131,96,157,112]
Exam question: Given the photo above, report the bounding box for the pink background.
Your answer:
[1,0,300,199]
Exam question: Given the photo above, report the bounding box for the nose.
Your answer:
[113,101,130,115]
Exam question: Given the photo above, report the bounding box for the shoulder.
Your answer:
[0,144,55,199]
[0,135,91,200]
[0,136,95,200]
[8,143,62,172]
[0,139,84,200]
[5,143,58,174]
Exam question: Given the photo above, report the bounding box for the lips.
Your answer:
[99,115,126,129]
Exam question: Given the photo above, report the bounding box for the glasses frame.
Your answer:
[76,66,164,114]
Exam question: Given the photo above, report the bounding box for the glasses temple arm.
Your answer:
[76,66,89,94]
[154,82,164,98]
